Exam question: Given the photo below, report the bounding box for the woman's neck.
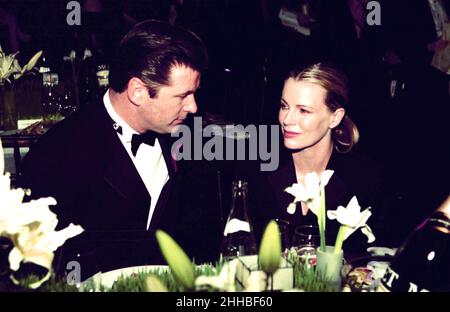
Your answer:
[291,139,334,182]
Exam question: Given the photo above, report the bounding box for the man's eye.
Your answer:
[300,108,310,113]
[280,103,288,110]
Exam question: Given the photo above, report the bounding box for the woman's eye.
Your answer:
[300,108,310,114]
[280,103,288,110]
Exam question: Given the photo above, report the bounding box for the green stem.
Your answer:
[334,226,348,254]
[319,186,326,252]
[264,273,272,291]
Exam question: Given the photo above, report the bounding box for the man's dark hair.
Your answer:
[109,20,208,97]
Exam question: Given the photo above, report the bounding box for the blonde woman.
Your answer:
[251,63,388,252]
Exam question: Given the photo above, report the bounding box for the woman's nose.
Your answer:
[282,109,296,126]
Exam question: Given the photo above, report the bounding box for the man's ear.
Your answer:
[127,78,148,106]
[329,108,345,129]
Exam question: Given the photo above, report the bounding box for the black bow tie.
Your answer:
[112,122,157,156]
[131,132,157,156]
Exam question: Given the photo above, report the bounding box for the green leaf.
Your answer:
[258,220,281,275]
[155,230,195,290]
[24,50,43,72]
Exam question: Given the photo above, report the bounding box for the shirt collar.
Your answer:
[103,89,138,143]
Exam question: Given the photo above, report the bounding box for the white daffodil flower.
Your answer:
[327,196,376,243]
[284,170,334,215]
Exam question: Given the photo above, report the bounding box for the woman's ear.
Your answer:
[329,108,345,129]
[127,78,148,106]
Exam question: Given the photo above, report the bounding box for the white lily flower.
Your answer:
[63,50,77,62]
[1,200,56,235]
[0,46,42,85]
[0,53,19,83]
[327,196,376,243]
[284,170,334,216]
[12,59,23,80]
[83,49,92,61]
[0,138,84,285]
[9,222,84,272]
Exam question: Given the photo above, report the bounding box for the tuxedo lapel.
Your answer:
[93,104,179,231]
[92,104,151,228]
[103,140,151,222]
[147,134,177,232]
[158,134,177,177]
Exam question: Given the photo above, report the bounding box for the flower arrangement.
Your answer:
[0,45,42,86]
[150,220,284,292]
[285,170,375,255]
[0,138,83,289]
[1,46,43,130]
[9,220,337,292]
[147,220,339,292]
[63,49,93,108]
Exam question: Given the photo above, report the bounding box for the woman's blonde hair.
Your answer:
[287,63,359,153]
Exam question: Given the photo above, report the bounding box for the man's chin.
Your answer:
[170,124,183,134]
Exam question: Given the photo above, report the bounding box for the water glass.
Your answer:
[292,225,320,266]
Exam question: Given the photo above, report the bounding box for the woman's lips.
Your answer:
[283,130,301,138]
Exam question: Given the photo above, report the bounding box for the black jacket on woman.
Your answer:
[248,148,391,255]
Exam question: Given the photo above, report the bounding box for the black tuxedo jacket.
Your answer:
[19,103,187,278]
[248,149,391,253]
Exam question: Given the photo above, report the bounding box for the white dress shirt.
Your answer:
[103,91,169,230]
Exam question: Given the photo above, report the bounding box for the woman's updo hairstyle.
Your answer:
[287,63,359,153]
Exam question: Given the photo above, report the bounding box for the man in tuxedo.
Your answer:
[19,20,208,279]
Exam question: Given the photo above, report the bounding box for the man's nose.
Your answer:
[184,94,198,114]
